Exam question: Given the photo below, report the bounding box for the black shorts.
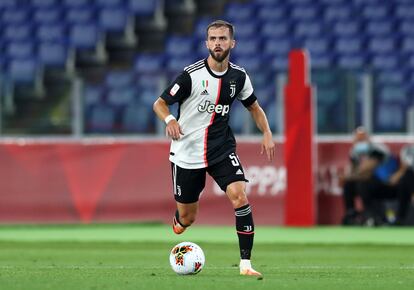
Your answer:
[171,153,248,203]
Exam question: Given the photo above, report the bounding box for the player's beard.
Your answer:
[209,47,231,63]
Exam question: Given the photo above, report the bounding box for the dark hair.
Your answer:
[206,20,235,39]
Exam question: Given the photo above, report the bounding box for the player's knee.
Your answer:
[230,193,248,209]
[179,212,196,226]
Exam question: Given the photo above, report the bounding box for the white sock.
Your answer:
[239,259,252,270]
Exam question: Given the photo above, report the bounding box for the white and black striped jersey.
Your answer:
[160,58,257,169]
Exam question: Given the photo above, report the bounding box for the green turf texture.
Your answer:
[0,224,413,290]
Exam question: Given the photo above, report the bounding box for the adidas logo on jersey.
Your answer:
[200,89,209,95]
[198,100,230,116]
[236,169,243,175]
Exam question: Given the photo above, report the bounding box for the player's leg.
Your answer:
[208,153,262,277]
[173,201,198,234]
[171,163,206,234]
[226,181,261,277]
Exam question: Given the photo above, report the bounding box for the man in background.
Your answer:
[341,127,399,226]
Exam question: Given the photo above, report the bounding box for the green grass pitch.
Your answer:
[0,224,413,290]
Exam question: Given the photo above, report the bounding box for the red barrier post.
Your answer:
[284,50,316,226]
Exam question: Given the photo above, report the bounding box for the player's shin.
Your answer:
[234,204,254,259]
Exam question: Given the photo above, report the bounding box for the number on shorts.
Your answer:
[229,153,240,166]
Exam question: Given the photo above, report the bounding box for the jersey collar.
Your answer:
[204,58,230,79]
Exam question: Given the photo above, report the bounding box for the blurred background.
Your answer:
[0,0,413,137]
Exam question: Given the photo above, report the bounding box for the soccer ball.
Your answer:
[169,242,205,275]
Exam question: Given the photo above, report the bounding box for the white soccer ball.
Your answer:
[169,242,205,275]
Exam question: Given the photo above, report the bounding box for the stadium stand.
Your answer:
[0,0,413,134]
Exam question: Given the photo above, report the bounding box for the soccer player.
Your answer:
[153,20,275,277]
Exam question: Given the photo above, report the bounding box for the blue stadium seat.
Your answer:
[69,23,101,49]
[290,6,319,21]
[353,0,382,4]
[257,5,287,21]
[367,37,395,54]
[335,37,364,54]
[232,21,258,38]
[107,87,136,108]
[407,54,414,69]
[232,38,260,57]
[294,22,322,38]
[165,36,194,57]
[121,103,153,133]
[260,21,290,38]
[254,84,275,105]
[83,84,104,106]
[289,0,314,5]
[365,20,394,37]
[376,71,405,86]
[377,86,407,103]
[309,53,332,68]
[36,24,66,43]
[374,103,405,132]
[5,41,35,59]
[38,42,70,68]
[134,53,164,73]
[7,58,40,84]
[401,37,414,53]
[31,0,58,8]
[332,21,360,37]
[194,17,214,39]
[62,0,89,8]
[263,38,292,58]
[399,20,414,36]
[1,8,30,24]
[303,38,330,55]
[98,7,129,33]
[370,54,399,70]
[319,0,346,4]
[137,83,159,107]
[166,56,198,75]
[0,0,17,9]
[270,56,288,71]
[263,100,276,133]
[105,70,134,89]
[95,0,125,8]
[361,5,390,20]
[229,101,248,134]
[32,8,62,24]
[128,0,159,17]
[65,8,95,25]
[255,0,285,5]
[324,5,353,22]
[2,24,32,41]
[395,4,414,19]
[337,54,366,70]
[231,56,262,73]
[225,2,256,22]
[87,104,116,133]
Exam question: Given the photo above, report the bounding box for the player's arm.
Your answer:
[153,98,183,140]
[246,100,275,161]
[153,71,191,141]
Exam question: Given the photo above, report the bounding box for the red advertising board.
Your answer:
[0,138,410,225]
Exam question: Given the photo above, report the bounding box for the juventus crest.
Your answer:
[230,81,236,98]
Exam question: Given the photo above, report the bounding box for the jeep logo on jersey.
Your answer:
[198,100,230,116]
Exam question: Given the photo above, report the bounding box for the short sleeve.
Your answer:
[238,73,257,107]
[160,71,192,105]
[237,74,254,101]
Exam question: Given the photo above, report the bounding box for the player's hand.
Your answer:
[261,131,275,161]
[166,120,184,141]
